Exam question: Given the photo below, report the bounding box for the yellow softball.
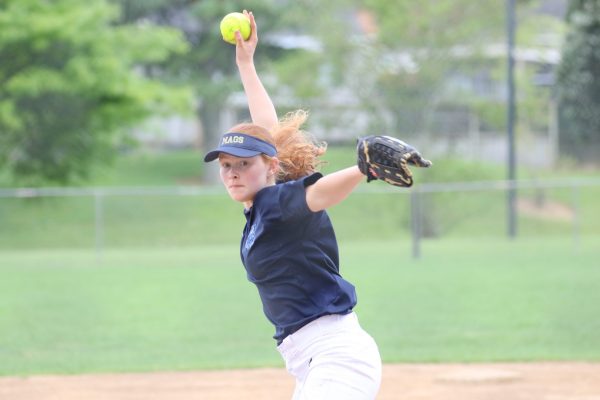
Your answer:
[220,12,251,45]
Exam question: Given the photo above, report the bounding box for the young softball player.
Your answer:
[205,11,381,399]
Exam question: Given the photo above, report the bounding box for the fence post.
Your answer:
[572,184,580,251]
[506,0,518,239]
[411,190,421,259]
[94,191,104,263]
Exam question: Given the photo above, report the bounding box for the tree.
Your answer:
[0,0,191,185]
[274,1,561,142]
[113,0,285,182]
[556,0,600,162]
[252,1,510,137]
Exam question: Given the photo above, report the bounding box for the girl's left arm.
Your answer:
[305,166,364,212]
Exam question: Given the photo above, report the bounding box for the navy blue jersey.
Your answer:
[240,173,357,344]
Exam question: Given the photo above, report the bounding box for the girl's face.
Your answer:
[218,153,276,208]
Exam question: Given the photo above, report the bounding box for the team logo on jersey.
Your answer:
[245,224,257,250]
[222,135,245,145]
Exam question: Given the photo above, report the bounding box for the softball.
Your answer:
[220,12,251,45]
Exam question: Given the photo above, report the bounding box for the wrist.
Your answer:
[236,59,256,70]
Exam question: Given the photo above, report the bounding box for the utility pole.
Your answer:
[506,0,517,238]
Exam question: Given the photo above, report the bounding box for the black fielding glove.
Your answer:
[356,135,432,187]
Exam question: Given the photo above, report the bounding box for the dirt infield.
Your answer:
[1,363,599,400]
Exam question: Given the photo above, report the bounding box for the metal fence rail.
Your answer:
[1,177,599,198]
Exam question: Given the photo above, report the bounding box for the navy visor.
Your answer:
[204,133,277,162]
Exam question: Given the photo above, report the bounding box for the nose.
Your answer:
[226,167,240,179]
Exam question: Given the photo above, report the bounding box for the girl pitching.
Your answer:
[204,11,381,399]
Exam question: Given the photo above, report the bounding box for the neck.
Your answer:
[243,179,276,210]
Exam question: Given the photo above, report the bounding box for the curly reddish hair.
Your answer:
[228,110,326,182]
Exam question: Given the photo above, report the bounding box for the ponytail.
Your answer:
[271,110,326,182]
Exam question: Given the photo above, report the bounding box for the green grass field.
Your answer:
[1,147,599,376]
[1,237,599,376]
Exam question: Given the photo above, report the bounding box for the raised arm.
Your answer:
[305,166,364,212]
[235,11,278,131]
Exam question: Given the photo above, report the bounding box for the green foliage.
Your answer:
[113,0,285,150]
[470,100,506,131]
[272,1,564,139]
[0,0,573,185]
[556,0,600,162]
[0,0,192,185]
[363,0,503,48]
[354,1,505,134]
[271,51,326,99]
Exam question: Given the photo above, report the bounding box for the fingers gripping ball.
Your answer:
[220,12,251,44]
[357,135,432,187]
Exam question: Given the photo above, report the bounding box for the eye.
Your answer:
[240,160,249,167]
[221,162,231,169]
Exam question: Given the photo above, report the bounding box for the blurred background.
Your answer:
[0,0,598,250]
[0,0,599,377]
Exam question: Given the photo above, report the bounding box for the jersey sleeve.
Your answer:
[260,172,323,222]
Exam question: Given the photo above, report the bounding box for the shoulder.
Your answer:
[255,173,324,220]
[278,172,323,191]
[258,172,323,199]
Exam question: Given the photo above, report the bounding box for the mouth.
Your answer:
[228,184,244,190]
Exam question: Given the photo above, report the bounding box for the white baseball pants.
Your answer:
[277,312,382,400]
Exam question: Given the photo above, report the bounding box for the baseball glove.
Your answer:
[357,135,432,187]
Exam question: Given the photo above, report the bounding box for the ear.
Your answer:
[268,157,280,178]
